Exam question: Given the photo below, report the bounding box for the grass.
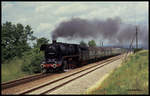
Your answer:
[1,49,44,83]
[85,50,149,95]
[1,57,29,83]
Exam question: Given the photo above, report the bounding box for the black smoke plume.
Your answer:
[51,17,148,49]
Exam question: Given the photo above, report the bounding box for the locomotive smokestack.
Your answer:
[52,40,56,44]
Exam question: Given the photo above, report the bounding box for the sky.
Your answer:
[2,1,149,48]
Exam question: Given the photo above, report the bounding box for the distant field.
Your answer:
[85,50,149,94]
[1,57,29,83]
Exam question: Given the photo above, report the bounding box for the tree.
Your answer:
[88,40,96,47]
[34,37,49,48]
[2,21,36,62]
[80,40,87,47]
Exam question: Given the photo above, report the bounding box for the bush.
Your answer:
[21,48,44,74]
[133,48,143,53]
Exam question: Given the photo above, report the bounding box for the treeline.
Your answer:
[80,40,96,47]
[2,21,49,73]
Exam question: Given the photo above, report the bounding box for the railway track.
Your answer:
[1,72,52,90]
[16,55,122,95]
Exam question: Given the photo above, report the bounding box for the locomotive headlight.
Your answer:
[41,64,45,68]
[40,64,43,68]
[53,64,57,68]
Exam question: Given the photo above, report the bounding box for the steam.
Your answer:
[51,17,148,48]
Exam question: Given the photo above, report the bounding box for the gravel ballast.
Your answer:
[47,57,124,94]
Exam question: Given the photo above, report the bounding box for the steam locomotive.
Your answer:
[40,40,125,73]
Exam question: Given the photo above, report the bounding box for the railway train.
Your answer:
[40,40,126,73]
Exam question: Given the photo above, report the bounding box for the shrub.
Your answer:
[21,48,44,74]
[133,48,143,53]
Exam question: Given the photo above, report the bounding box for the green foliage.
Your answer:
[86,50,148,94]
[88,40,96,47]
[2,57,28,82]
[80,40,87,47]
[2,21,36,62]
[2,48,45,82]
[133,48,143,53]
[34,37,49,48]
[21,48,44,74]
[1,21,48,82]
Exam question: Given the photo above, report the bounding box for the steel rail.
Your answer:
[18,55,122,95]
[2,73,52,90]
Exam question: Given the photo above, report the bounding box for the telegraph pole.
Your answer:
[99,41,103,47]
[136,26,138,49]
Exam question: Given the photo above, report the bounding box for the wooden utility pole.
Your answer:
[100,41,103,47]
[136,26,138,49]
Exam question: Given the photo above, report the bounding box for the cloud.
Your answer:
[36,23,53,32]
[16,18,27,24]
[53,4,88,16]
[35,5,52,13]
[2,2,14,9]
[2,2,148,48]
